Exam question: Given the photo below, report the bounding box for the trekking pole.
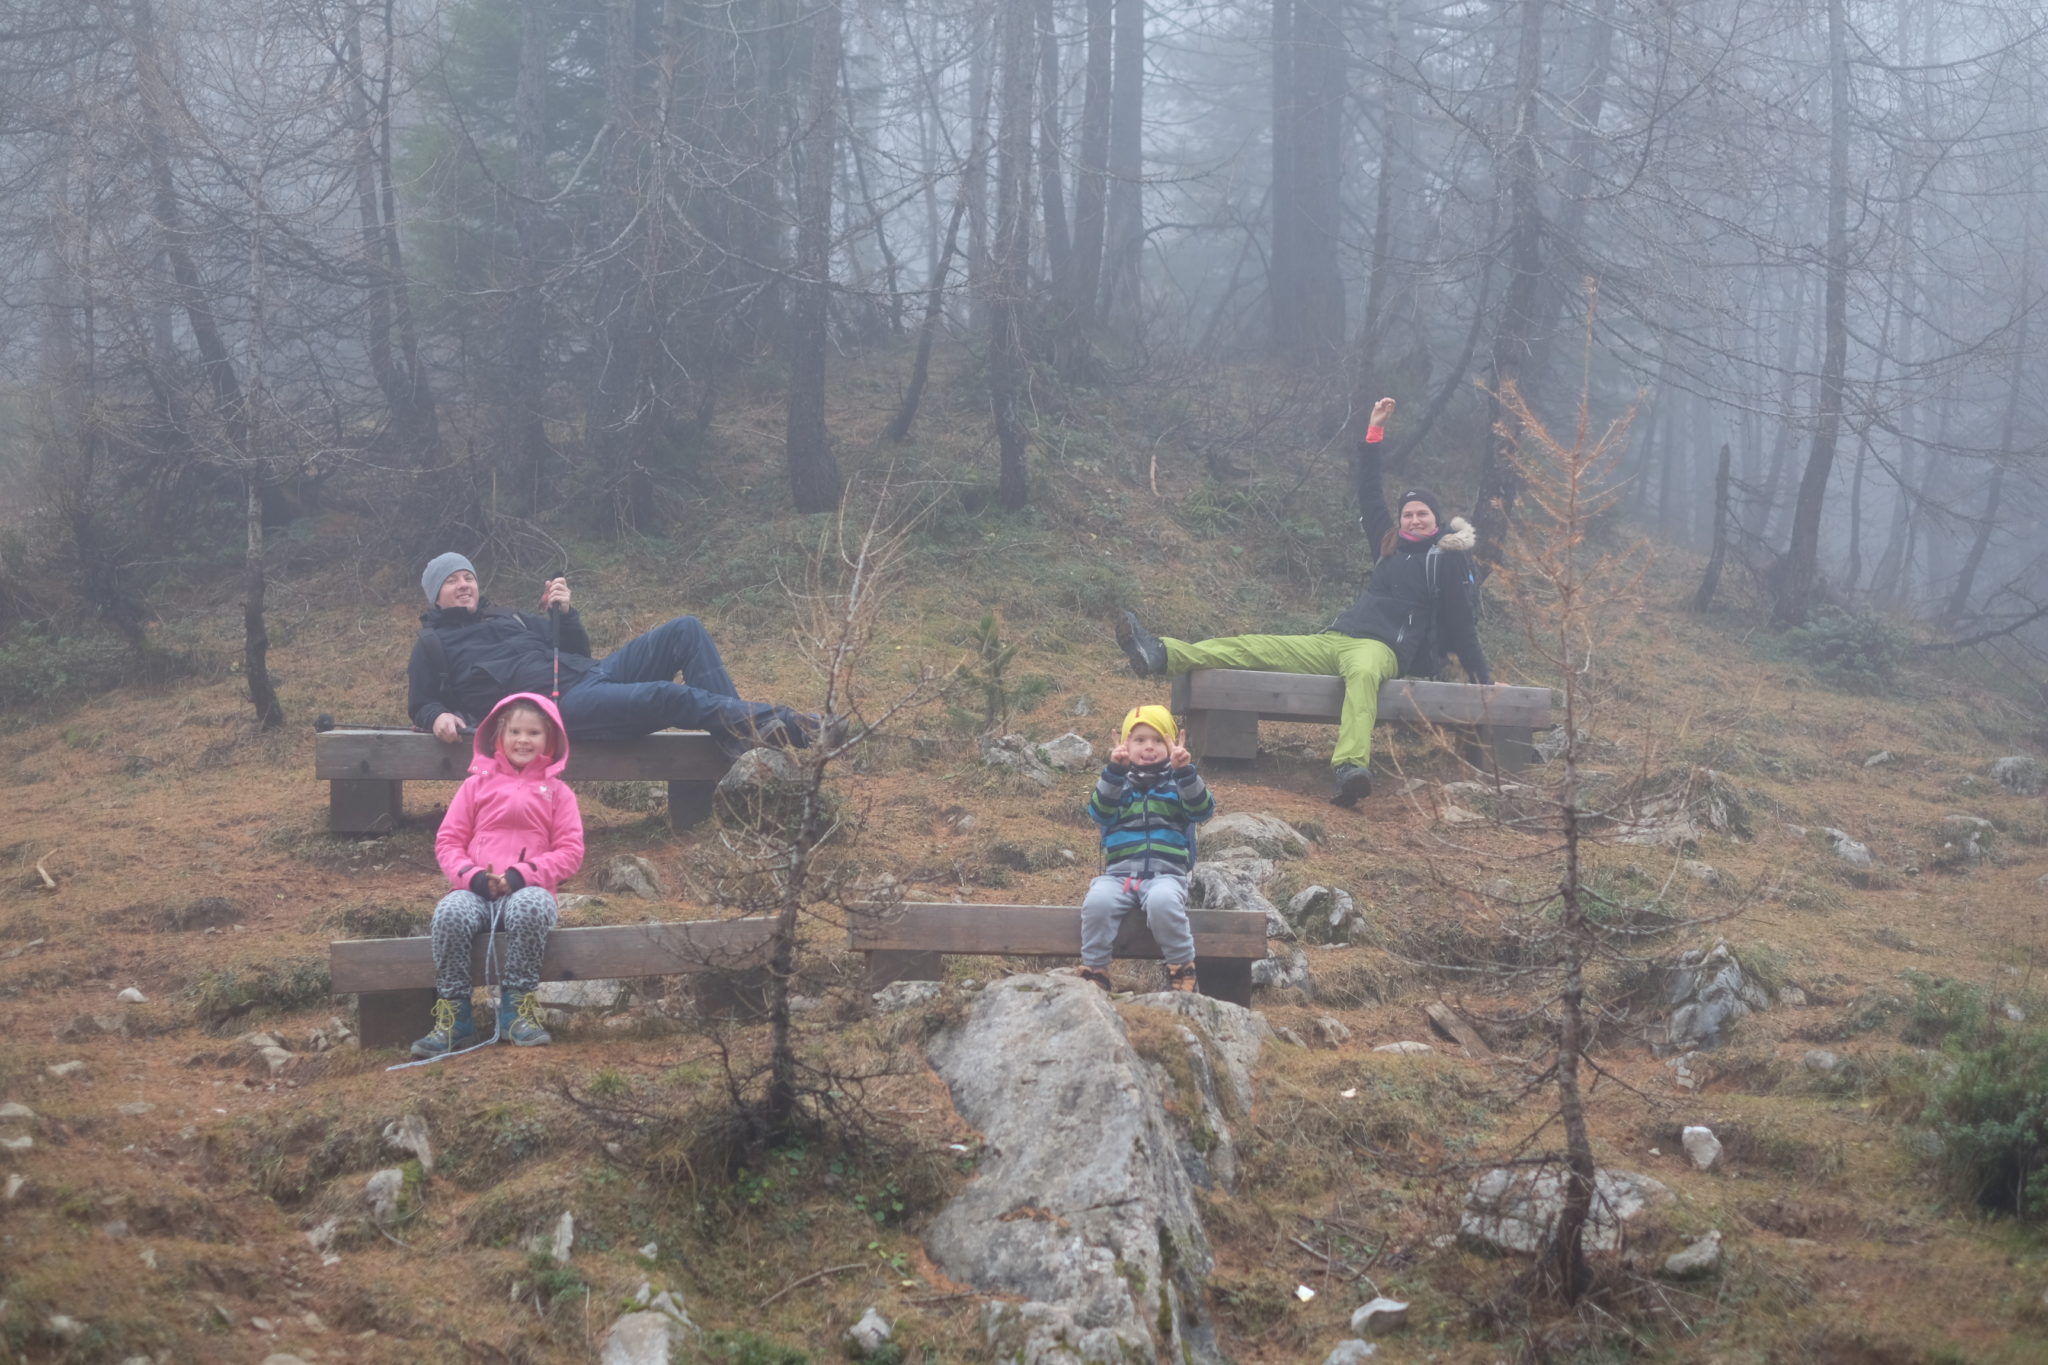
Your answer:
[548,603,563,701]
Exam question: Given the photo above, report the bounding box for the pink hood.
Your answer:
[435,692,584,894]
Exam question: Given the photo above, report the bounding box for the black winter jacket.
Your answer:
[407,599,597,732]
[1326,519,1492,684]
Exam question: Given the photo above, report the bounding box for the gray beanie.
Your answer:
[421,552,476,605]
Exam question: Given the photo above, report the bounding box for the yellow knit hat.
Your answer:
[1120,704,1178,746]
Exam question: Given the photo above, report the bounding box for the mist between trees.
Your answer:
[0,0,2043,717]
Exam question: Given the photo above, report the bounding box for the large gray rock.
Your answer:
[381,1113,434,1175]
[534,979,628,1011]
[601,1312,692,1365]
[1991,755,2046,795]
[1200,812,1310,859]
[714,747,813,826]
[1820,828,1872,869]
[1657,943,1771,1052]
[1459,1166,1673,1254]
[363,1169,407,1225]
[1187,858,1284,937]
[1661,1229,1723,1278]
[1125,992,1269,1190]
[1251,949,1310,993]
[927,975,1226,1364]
[1323,1342,1378,1364]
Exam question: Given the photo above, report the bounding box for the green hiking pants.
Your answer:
[1162,631,1401,769]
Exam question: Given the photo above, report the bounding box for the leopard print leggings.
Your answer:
[430,887,558,998]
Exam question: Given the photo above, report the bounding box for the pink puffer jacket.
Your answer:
[435,692,585,894]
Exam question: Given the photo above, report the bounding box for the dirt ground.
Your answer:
[4,533,2047,1363]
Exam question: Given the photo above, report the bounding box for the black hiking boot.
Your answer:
[1113,611,1167,679]
[1331,764,1373,807]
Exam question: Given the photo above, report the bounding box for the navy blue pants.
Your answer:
[556,616,793,743]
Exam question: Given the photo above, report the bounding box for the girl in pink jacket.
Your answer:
[413,692,585,1057]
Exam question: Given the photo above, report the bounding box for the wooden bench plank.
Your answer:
[331,918,776,993]
[336,918,777,1047]
[316,728,728,835]
[315,729,729,781]
[1179,672,1554,729]
[848,903,1267,960]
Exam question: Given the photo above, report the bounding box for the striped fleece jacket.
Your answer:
[1088,760,1216,877]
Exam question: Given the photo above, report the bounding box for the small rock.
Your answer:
[1803,1049,1841,1074]
[787,994,820,1014]
[139,1247,158,1270]
[383,1113,435,1175]
[1779,985,1808,1008]
[535,978,628,1011]
[363,1168,406,1224]
[4,1173,25,1201]
[237,1031,283,1051]
[0,1135,31,1152]
[1202,812,1311,858]
[1349,1297,1409,1333]
[1438,803,1488,825]
[250,1046,295,1077]
[979,734,1056,789]
[251,1316,276,1332]
[1821,828,1872,868]
[1286,886,1359,944]
[1681,860,1723,887]
[1323,1342,1378,1363]
[1990,755,2046,795]
[306,1217,341,1253]
[1661,1228,1723,1278]
[873,980,943,1013]
[1665,1051,1703,1090]
[1251,949,1309,992]
[1682,1126,1722,1172]
[639,1241,658,1259]
[1071,695,1093,716]
[46,1315,83,1338]
[116,987,148,1004]
[1864,751,1894,767]
[598,855,666,900]
[2001,1000,2028,1024]
[1481,877,1517,902]
[1312,1016,1353,1048]
[1040,734,1096,771]
[0,1102,35,1122]
[601,1311,691,1365]
[116,1102,155,1117]
[846,1306,894,1357]
[1373,1041,1434,1055]
[550,1210,575,1264]
[301,1312,327,1333]
[46,1061,86,1079]
[1272,1026,1308,1048]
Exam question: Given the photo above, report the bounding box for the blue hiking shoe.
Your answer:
[1114,612,1167,679]
[498,988,553,1047]
[411,996,477,1058]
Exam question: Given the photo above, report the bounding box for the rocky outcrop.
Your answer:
[1459,1166,1673,1254]
[926,974,1246,1364]
[1656,942,1772,1052]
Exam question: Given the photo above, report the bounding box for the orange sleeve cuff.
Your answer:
[1365,425,1385,443]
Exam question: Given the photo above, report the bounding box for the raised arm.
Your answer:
[1356,396,1396,548]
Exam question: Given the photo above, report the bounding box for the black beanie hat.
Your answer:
[1393,486,1445,527]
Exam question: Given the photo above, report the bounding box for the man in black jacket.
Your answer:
[409,553,824,754]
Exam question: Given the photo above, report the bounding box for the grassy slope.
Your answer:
[3,356,2046,1363]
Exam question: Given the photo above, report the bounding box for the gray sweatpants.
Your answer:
[1080,873,1195,968]
[430,887,559,998]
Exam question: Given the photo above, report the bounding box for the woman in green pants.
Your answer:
[1114,397,1493,806]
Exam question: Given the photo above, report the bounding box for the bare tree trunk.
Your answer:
[965,3,992,327]
[990,0,1034,510]
[509,0,550,503]
[1345,0,1407,450]
[1473,0,1548,572]
[884,183,973,443]
[1037,0,1071,298]
[1069,0,1111,331]
[1270,0,1345,359]
[1946,465,2004,619]
[786,0,846,513]
[1098,0,1143,330]
[1693,443,1732,612]
[1773,0,1851,627]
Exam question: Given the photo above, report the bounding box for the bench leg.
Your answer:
[864,950,945,993]
[667,779,716,831]
[355,988,435,1049]
[689,967,770,1020]
[1184,709,1258,762]
[1484,725,1539,775]
[330,779,403,835]
[1196,959,1253,1008]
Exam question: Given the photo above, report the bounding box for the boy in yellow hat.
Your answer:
[1080,704,1216,992]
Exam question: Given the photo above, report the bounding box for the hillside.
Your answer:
[4,387,2048,1365]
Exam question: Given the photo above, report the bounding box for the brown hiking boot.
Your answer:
[1165,962,1199,994]
[1077,965,1115,992]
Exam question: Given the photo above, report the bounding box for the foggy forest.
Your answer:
[0,0,2043,711]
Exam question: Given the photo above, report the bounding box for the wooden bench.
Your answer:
[331,917,776,1047]
[1170,670,1554,773]
[848,902,1268,1006]
[314,728,730,834]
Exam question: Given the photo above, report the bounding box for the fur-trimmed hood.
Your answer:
[1436,516,1476,553]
